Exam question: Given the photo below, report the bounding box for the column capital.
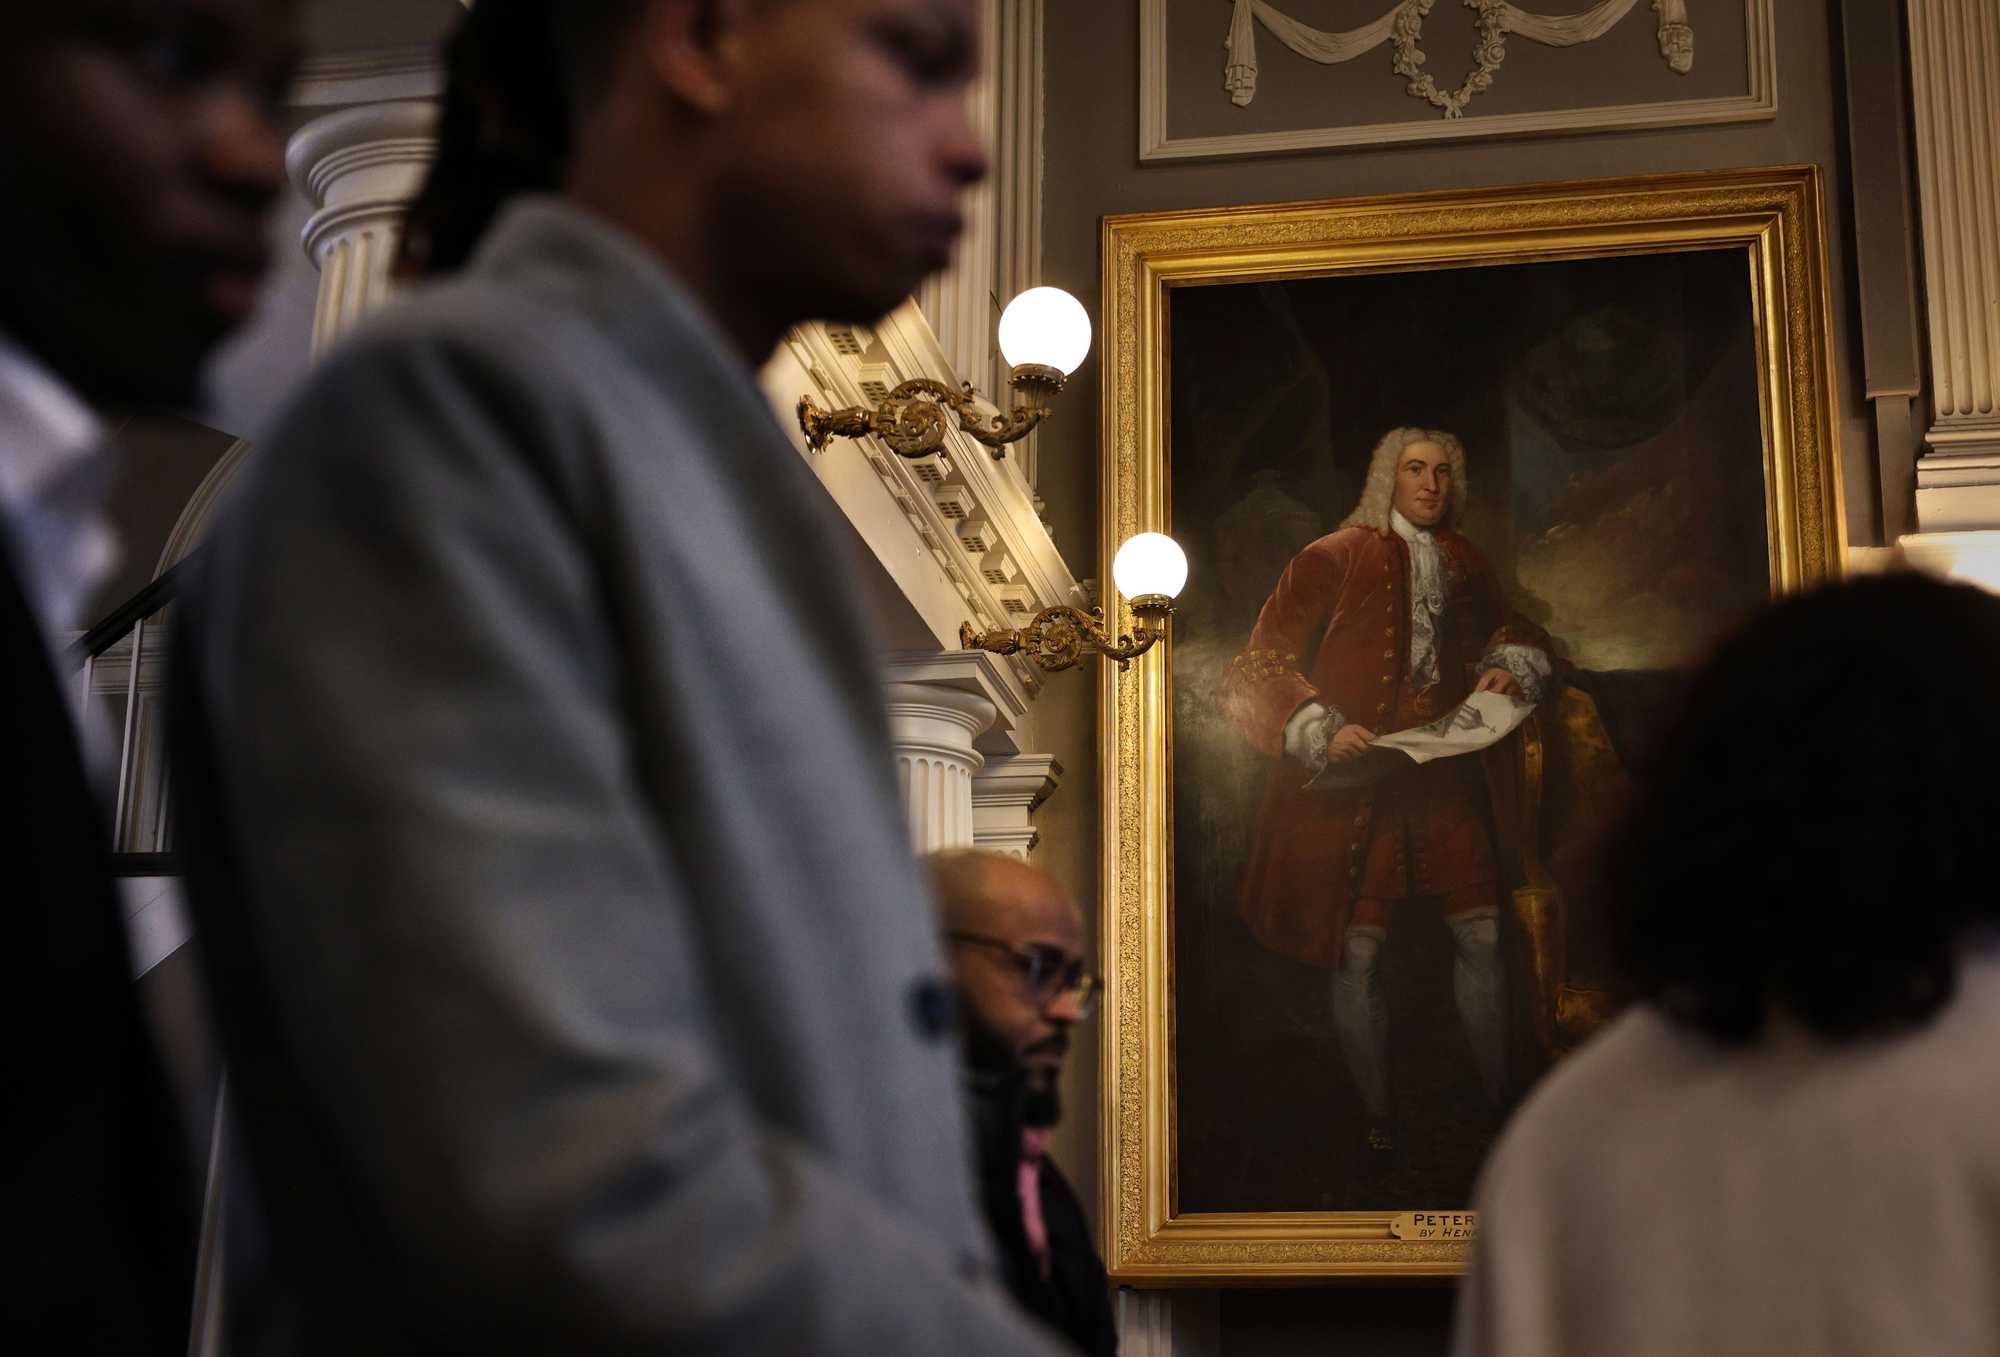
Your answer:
[287,101,439,265]
[884,676,1000,854]
[881,648,1031,754]
[284,100,438,357]
[881,682,999,767]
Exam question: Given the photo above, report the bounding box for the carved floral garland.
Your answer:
[1224,0,1696,118]
[1395,0,1506,119]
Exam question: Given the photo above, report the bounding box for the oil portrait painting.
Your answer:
[1174,245,1764,1213]
[1098,167,1842,1279]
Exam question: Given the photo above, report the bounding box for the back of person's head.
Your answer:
[0,0,299,404]
[395,0,611,280]
[1609,572,2000,1045]
[927,847,1004,929]
[398,0,988,334]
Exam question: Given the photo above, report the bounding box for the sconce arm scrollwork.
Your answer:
[959,596,1175,673]
[798,365,1066,460]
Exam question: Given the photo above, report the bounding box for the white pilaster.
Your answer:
[970,753,1061,859]
[917,0,1002,396]
[1907,0,2000,529]
[1115,1289,1221,1357]
[285,101,439,358]
[914,0,1045,487]
[884,682,995,853]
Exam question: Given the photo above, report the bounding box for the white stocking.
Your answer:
[1450,912,1506,1108]
[1330,932,1391,1124]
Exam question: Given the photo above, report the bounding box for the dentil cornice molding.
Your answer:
[777,308,1084,699]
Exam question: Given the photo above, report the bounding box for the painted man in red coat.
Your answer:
[1220,428,1552,1150]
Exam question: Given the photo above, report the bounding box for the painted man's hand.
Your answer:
[1473,667,1521,697]
[1326,724,1377,764]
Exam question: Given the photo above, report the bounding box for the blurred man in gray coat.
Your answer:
[177,1,1070,1352]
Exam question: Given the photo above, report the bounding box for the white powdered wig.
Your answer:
[1338,426,1470,532]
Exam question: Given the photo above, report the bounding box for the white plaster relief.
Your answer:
[1223,0,1693,117]
[1141,0,1773,161]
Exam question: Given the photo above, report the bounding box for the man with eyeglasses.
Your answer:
[927,849,1117,1356]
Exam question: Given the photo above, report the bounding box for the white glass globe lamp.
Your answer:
[997,287,1093,379]
[1112,532,1188,610]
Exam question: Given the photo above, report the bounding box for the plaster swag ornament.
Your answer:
[1223,0,1695,117]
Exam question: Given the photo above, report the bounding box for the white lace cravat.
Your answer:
[1280,510,1553,776]
[1392,509,1444,691]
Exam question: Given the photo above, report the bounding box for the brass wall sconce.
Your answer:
[798,287,1091,460]
[962,533,1189,672]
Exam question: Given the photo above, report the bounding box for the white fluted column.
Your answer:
[884,682,996,853]
[1907,0,2000,531]
[286,100,438,358]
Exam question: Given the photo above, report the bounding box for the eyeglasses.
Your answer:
[946,930,1103,1020]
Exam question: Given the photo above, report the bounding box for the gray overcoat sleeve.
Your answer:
[189,322,1068,1353]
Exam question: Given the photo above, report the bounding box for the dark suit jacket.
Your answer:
[1,528,193,1351]
[970,1071,1118,1355]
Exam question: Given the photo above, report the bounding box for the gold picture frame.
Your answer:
[1097,165,1843,1281]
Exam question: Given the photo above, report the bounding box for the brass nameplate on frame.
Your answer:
[1390,1213,1480,1243]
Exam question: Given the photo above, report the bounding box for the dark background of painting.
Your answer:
[1169,248,1769,1213]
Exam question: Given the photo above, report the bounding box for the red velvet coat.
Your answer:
[1219,526,1547,965]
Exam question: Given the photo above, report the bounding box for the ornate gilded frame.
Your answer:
[1097,165,1843,1281]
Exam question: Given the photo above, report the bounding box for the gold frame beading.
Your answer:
[1097,165,1844,1282]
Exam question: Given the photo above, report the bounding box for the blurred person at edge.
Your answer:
[0,0,298,1350]
[929,850,1119,1355]
[1454,572,2000,1357]
[172,1,1073,1353]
